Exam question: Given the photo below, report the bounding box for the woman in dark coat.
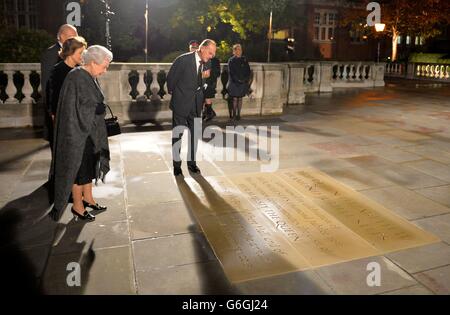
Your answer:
[47,36,87,127]
[202,56,221,122]
[227,44,251,121]
[49,45,113,222]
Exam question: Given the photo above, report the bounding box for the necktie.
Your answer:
[197,60,203,88]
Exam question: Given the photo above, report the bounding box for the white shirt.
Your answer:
[195,51,203,73]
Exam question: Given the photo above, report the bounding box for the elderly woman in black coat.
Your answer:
[227,44,251,121]
[49,45,113,222]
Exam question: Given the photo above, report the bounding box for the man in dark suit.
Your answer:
[167,39,217,177]
[40,24,78,145]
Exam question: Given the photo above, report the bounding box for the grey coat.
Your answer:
[51,67,110,215]
[166,51,205,117]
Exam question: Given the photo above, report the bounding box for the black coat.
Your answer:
[51,67,110,216]
[227,55,251,98]
[46,61,73,116]
[166,52,205,117]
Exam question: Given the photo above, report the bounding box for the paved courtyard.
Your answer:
[1,78,450,295]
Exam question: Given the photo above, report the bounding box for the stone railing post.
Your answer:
[260,63,283,115]
[373,63,386,86]
[286,63,306,104]
[319,61,333,92]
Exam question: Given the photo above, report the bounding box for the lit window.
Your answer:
[322,13,327,25]
[406,35,411,45]
[314,13,320,25]
[397,36,402,44]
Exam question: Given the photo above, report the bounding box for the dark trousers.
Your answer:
[172,108,201,168]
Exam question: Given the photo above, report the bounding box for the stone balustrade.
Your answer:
[0,61,385,128]
[385,62,450,81]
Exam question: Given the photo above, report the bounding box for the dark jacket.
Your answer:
[166,51,205,117]
[40,43,62,142]
[40,43,62,106]
[227,55,251,98]
[46,61,73,116]
[204,57,221,99]
[51,67,110,216]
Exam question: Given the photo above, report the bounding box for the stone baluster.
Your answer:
[21,71,34,103]
[355,63,361,80]
[5,70,18,104]
[342,64,348,80]
[120,70,133,101]
[149,67,161,101]
[136,70,147,100]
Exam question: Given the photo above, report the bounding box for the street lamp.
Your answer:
[267,8,273,63]
[99,0,114,51]
[375,23,385,63]
[145,0,149,63]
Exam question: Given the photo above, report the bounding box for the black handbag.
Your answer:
[104,104,121,137]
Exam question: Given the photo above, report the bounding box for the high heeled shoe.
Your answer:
[71,207,95,221]
[83,200,107,211]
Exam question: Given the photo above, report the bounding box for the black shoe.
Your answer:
[83,200,107,211]
[188,164,201,174]
[174,167,183,176]
[71,208,95,221]
[205,111,216,122]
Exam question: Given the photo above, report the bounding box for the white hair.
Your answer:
[81,45,113,65]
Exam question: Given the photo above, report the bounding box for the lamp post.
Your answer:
[100,0,114,51]
[267,8,273,63]
[145,0,149,63]
[375,23,385,63]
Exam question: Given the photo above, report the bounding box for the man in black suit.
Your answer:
[167,39,217,176]
[40,24,78,145]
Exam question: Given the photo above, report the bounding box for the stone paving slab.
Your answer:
[381,284,434,295]
[133,233,216,271]
[129,201,198,240]
[414,265,450,294]
[413,214,450,244]
[415,185,450,207]
[385,242,450,274]
[314,256,418,295]
[404,160,450,183]
[360,186,450,220]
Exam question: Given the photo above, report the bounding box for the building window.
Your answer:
[313,10,337,42]
[406,35,411,45]
[1,0,39,29]
[314,13,320,25]
[397,36,402,45]
[328,27,334,40]
[314,27,320,40]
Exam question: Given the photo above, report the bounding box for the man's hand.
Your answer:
[202,69,211,79]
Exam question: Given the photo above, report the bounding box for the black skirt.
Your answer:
[75,137,96,185]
